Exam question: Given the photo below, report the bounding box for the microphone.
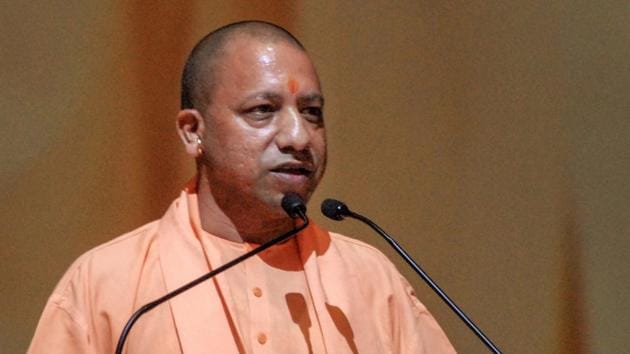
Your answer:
[115,193,308,354]
[282,192,307,219]
[321,198,501,354]
[321,198,350,221]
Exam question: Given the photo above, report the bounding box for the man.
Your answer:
[29,21,455,353]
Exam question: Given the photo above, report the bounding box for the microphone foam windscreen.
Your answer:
[321,199,346,221]
[281,193,306,218]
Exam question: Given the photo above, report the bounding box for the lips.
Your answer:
[270,162,314,177]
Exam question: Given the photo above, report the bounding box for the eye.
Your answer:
[301,106,323,123]
[245,104,276,120]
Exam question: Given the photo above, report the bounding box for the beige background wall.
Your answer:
[1,1,628,353]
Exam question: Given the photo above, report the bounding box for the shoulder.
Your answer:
[321,228,404,283]
[73,220,159,270]
[34,219,163,342]
[52,220,161,300]
[83,220,159,257]
[319,228,435,316]
[328,230,395,265]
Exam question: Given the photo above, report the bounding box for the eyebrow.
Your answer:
[244,91,284,102]
[298,93,324,106]
[244,91,325,106]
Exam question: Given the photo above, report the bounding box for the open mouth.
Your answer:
[270,166,313,176]
[270,163,314,177]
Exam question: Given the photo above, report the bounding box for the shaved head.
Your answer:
[181,21,306,113]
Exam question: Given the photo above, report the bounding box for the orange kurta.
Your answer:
[28,189,455,353]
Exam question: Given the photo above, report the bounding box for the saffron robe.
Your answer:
[29,189,455,353]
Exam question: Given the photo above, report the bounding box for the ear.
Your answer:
[176,109,205,157]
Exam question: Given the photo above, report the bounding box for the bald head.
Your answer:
[181,21,306,113]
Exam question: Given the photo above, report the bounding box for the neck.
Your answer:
[195,176,295,244]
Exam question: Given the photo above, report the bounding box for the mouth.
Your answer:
[270,162,314,177]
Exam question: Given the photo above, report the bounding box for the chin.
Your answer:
[262,188,312,211]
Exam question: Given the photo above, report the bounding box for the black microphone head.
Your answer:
[321,198,350,221]
[281,193,307,219]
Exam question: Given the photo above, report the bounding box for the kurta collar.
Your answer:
[155,183,348,354]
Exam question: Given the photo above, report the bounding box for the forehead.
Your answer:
[213,35,320,90]
[221,34,307,62]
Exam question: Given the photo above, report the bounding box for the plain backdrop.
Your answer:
[1,1,628,353]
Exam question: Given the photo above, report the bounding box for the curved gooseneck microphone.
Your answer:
[321,198,501,354]
[115,193,309,354]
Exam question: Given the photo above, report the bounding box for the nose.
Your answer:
[275,108,310,152]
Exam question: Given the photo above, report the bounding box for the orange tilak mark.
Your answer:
[288,78,299,94]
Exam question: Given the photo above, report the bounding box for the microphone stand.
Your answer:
[115,210,308,354]
[322,200,501,353]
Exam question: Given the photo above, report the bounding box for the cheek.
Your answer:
[207,114,272,156]
[214,135,276,178]
[312,130,327,160]
[232,151,260,180]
